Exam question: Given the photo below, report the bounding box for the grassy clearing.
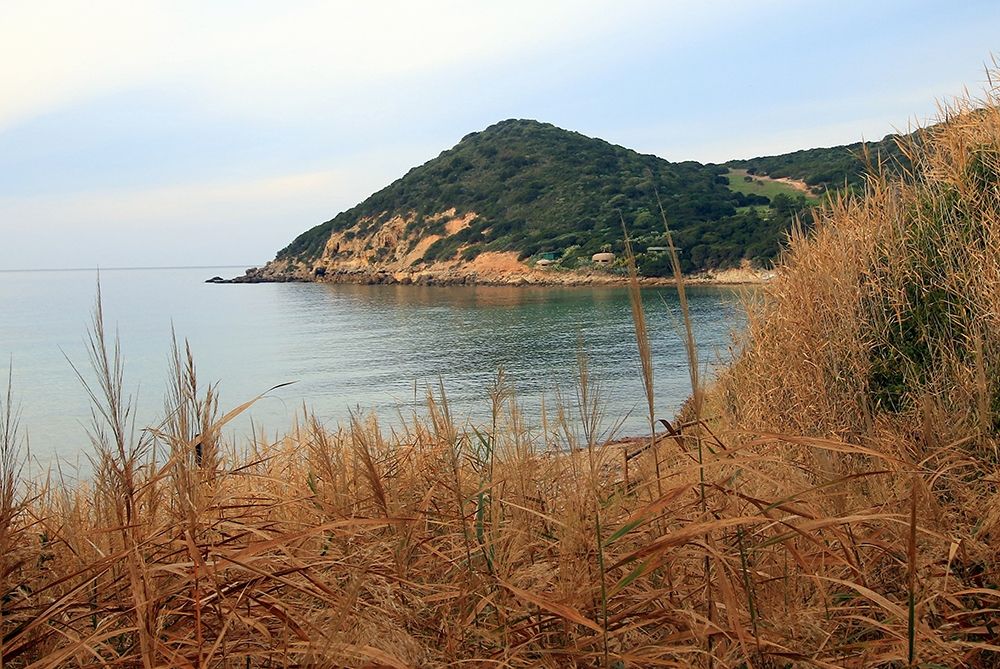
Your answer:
[3,81,1000,667]
[726,168,819,203]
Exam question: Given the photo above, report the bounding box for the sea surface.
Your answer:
[0,267,749,468]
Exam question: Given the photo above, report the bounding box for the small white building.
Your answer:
[535,258,555,268]
[591,252,615,265]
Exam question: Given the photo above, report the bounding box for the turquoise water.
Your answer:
[0,267,747,467]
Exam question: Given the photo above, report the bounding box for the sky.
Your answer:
[1,0,999,270]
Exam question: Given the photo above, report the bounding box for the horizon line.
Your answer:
[0,264,262,273]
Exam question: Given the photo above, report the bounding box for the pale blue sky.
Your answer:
[2,0,998,269]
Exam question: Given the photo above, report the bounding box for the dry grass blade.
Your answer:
[499,580,603,634]
[622,214,661,498]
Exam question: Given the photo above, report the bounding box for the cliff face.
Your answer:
[241,208,571,286]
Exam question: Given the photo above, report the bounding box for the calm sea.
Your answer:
[0,267,748,467]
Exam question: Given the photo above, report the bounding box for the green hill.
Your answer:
[269,121,918,279]
[275,119,814,275]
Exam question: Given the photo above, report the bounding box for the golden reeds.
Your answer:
[3,73,1000,668]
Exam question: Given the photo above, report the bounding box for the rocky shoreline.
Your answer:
[211,263,772,287]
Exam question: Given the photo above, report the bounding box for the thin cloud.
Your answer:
[0,0,690,129]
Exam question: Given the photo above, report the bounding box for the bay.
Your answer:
[0,267,748,468]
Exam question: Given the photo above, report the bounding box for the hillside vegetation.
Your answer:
[276,120,813,275]
[726,131,912,192]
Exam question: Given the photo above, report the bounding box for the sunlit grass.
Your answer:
[727,167,820,203]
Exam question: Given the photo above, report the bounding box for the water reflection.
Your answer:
[269,282,746,435]
[0,269,749,464]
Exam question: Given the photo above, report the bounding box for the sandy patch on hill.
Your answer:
[469,251,528,275]
[767,175,812,194]
[445,212,476,235]
[402,234,442,267]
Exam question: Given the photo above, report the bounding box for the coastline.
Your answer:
[215,262,773,288]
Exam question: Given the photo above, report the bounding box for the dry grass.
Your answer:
[4,80,1000,668]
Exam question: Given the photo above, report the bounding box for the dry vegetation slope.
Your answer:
[261,208,556,285]
[3,87,1000,667]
